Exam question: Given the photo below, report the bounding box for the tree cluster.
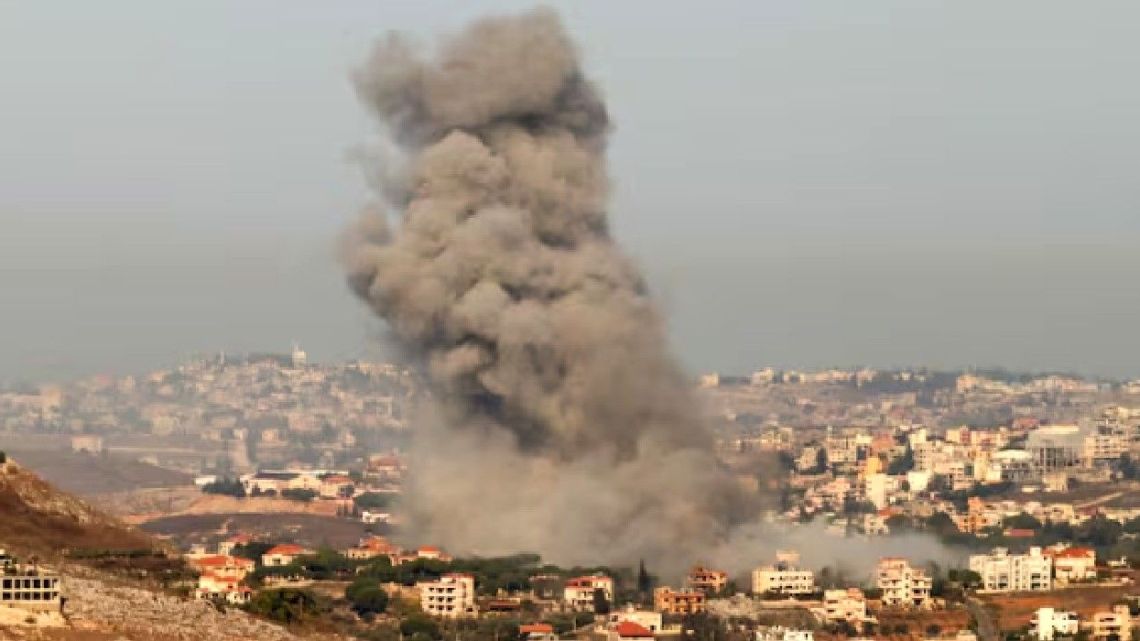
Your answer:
[201,477,245,498]
[246,588,325,624]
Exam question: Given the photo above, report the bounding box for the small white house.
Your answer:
[1031,607,1079,641]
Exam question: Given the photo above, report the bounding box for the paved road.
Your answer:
[967,597,999,641]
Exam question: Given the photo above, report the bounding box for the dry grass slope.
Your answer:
[5,449,193,496]
[0,458,156,555]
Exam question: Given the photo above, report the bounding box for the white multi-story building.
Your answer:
[752,559,816,596]
[822,588,867,624]
[969,547,1052,593]
[418,573,476,618]
[1031,608,1079,641]
[564,574,615,611]
[876,558,931,609]
[864,473,890,510]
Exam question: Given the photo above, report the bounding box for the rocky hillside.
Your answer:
[0,458,341,641]
[58,568,337,641]
[0,567,342,641]
[0,457,157,555]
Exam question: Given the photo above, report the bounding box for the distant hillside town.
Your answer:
[4,356,1140,640]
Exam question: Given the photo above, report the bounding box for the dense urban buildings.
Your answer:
[5,359,1140,638]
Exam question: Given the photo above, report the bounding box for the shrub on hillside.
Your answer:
[281,488,317,502]
[201,478,245,498]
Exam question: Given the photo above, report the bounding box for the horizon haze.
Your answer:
[3,1,1139,384]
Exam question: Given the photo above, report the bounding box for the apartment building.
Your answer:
[876,558,932,609]
[653,587,706,615]
[1083,429,1127,463]
[686,566,729,594]
[822,588,867,624]
[564,574,614,611]
[418,573,477,618]
[1089,606,1132,641]
[969,547,1052,592]
[752,556,816,597]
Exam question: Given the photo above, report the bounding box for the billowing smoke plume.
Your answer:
[344,8,742,570]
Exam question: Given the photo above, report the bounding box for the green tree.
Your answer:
[1076,516,1122,548]
[281,488,317,502]
[232,541,273,564]
[637,559,652,601]
[1119,455,1139,480]
[201,477,245,498]
[593,588,611,615]
[948,569,982,588]
[1124,516,1140,534]
[1004,512,1042,531]
[296,548,355,580]
[927,475,952,494]
[401,613,442,640]
[926,511,958,535]
[354,492,395,510]
[346,578,389,619]
[815,448,829,473]
[885,514,914,532]
[887,447,915,475]
[246,588,322,624]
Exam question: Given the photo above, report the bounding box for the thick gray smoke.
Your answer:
[343,8,741,571]
[342,8,962,579]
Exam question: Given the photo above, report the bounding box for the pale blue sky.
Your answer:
[2,1,1138,382]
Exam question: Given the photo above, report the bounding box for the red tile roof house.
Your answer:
[344,536,399,560]
[520,624,554,637]
[416,545,452,561]
[1045,546,1097,583]
[189,555,255,580]
[390,545,453,565]
[261,544,313,567]
[614,622,655,640]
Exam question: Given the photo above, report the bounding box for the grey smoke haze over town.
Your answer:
[3,0,1140,384]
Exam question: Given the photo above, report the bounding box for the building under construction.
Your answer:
[0,549,62,614]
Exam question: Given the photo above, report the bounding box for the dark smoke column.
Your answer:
[345,8,737,568]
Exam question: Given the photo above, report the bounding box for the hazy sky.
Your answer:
[2,1,1139,383]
